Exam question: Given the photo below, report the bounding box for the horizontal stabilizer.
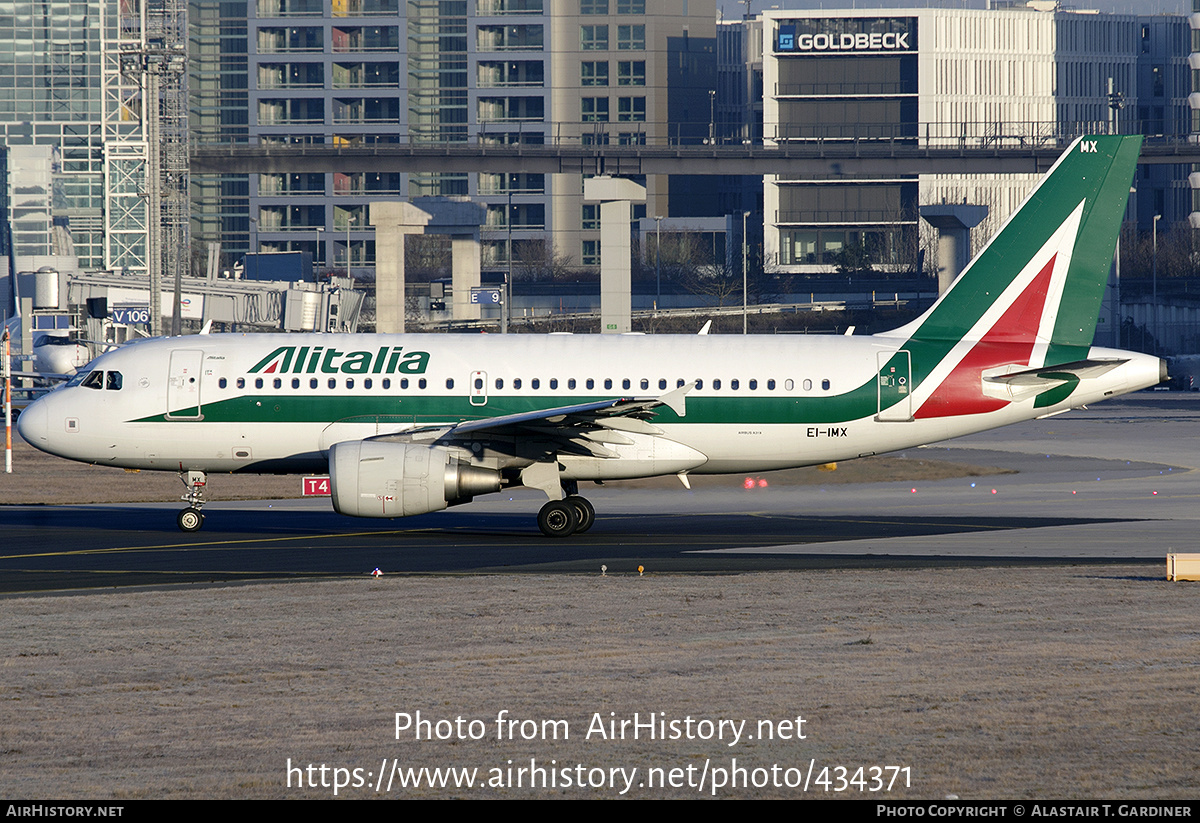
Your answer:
[982,358,1127,401]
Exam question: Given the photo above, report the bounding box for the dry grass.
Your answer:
[1,566,1195,799]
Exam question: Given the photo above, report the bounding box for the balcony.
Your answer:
[333,172,402,195]
[478,95,545,123]
[332,97,401,124]
[331,26,400,53]
[476,25,544,52]
[257,28,323,53]
[477,60,544,88]
[331,0,399,16]
[257,99,325,126]
[257,205,325,231]
[258,173,325,195]
[478,172,546,195]
[475,0,543,14]
[257,0,323,16]
[257,63,324,89]
[331,61,401,88]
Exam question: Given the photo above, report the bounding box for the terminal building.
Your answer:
[759,5,1191,274]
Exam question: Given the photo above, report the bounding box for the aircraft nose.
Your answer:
[16,398,48,449]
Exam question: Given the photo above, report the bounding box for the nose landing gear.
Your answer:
[177,470,207,532]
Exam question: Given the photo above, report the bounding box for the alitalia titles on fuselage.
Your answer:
[247,345,431,376]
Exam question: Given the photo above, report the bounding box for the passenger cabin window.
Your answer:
[219,378,228,389]
[255,378,263,389]
[237,378,246,389]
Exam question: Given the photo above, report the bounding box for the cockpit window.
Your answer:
[71,369,122,390]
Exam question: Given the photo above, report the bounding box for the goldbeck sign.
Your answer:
[777,22,915,53]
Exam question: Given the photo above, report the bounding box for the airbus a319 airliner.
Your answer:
[17,134,1165,537]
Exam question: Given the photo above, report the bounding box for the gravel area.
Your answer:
[1,565,1194,799]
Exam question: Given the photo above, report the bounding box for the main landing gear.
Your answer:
[177,470,208,532]
[536,483,596,538]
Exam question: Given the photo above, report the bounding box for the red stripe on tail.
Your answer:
[915,254,1057,419]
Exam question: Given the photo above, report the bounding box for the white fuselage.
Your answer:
[17,332,1165,482]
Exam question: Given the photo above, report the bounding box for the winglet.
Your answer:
[657,380,696,417]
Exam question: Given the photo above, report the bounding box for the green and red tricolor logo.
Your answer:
[249,345,430,375]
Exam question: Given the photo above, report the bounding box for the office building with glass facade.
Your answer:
[762,6,1189,274]
[0,0,108,271]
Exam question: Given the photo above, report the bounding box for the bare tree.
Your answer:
[403,235,451,283]
[511,239,581,283]
[1121,222,1199,280]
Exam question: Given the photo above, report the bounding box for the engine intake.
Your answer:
[329,441,501,518]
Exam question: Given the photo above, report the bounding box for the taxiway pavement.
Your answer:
[1,393,1196,593]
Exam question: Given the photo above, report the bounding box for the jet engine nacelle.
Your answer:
[329,441,501,518]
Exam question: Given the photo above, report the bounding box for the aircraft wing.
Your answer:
[372,381,695,460]
[3,368,72,382]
